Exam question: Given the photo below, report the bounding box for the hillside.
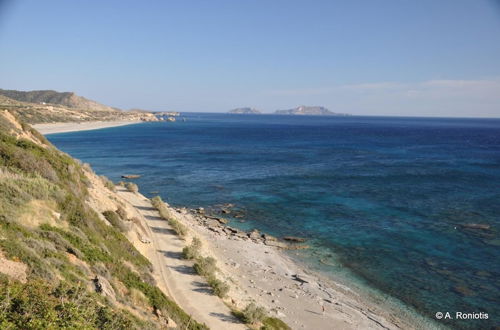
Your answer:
[228,107,261,114]
[0,110,206,329]
[0,91,159,124]
[274,105,348,116]
[0,89,118,112]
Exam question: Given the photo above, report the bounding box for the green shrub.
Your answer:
[241,302,267,324]
[103,210,127,232]
[207,275,230,298]
[261,317,291,330]
[151,196,188,237]
[182,237,202,260]
[151,195,163,209]
[100,175,116,192]
[193,256,217,277]
[0,277,148,329]
[125,182,138,193]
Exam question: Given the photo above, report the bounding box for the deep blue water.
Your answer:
[48,114,500,329]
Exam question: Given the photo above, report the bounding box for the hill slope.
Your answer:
[0,92,159,124]
[0,110,205,329]
[0,89,118,112]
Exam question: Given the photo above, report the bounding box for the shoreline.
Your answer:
[160,204,440,329]
[32,120,142,135]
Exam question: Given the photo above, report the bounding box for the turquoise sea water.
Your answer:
[47,114,500,329]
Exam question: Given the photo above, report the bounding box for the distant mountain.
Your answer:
[0,89,118,112]
[274,105,348,116]
[228,107,261,114]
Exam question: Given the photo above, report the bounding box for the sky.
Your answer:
[0,0,500,117]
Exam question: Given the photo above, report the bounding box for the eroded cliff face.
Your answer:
[0,110,205,329]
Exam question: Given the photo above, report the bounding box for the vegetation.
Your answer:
[231,302,288,329]
[116,205,128,220]
[0,112,207,329]
[100,175,116,192]
[0,276,151,329]
[192,255,231,299]
[193,256,217,277]
[182,237,202,260]
[151,195,187,237]
[207,275,230,298]
[125,182,138,193]
[241,302,267,324]
[103,210,128,232]
[261,317,291,330]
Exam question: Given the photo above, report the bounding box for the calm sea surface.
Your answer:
[48,114,500,329]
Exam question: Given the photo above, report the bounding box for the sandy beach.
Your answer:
[32,120,142,134]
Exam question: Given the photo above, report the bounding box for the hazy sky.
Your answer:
[1,0,500,117]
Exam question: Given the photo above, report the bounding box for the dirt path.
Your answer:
[118,190,244,330]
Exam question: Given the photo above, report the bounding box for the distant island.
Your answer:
[274,105,349,116]
[228,107,261,114]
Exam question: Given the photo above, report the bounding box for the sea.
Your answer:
[47,114,500,329]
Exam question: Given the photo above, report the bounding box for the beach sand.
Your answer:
[32,120,142,134]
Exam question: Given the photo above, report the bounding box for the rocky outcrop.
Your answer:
[283,236,307,243]
[183,207,310,250]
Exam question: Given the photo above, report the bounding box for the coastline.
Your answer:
[33,122,442,329]
[32,120,142,135]
[164,205,440,330]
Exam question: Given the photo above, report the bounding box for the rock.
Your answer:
[215,217,229,224]
[139,236,151,244]
[291,274,314,285]
[165,317,177,328]
[196,207,205,214]
[234,212,245,218]
[283,236,307,243]
[264,240,288,249]
[287,245,309,250]
[453,285,475,296]
[121,174,141,179]
[206,219,221,228]
[249,229,262,240]
[460,223,491,230]
[226,227,239,234]
[93,275,116,301]
[263,234,278,241]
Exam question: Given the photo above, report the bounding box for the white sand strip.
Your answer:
[32,120,142,135]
